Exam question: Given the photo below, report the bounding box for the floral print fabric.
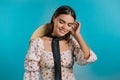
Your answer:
[24,37,97,80]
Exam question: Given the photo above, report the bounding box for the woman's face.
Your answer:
[52,14,74,37]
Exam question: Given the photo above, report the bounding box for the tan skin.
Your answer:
[42,14,90,59]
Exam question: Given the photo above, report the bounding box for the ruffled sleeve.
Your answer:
[24,38,42,80]
[70,38,97,65]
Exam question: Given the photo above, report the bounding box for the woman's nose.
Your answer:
[62,24,68,29]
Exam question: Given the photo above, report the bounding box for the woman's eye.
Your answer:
[59,20,64,24]
[68,24,73,27]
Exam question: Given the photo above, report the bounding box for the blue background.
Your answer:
[0,0,120,80]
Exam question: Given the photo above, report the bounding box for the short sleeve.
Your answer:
[70,38,97,65]
[24,38,42,80]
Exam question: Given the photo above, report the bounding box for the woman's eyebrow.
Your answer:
[59,18,74,24]
[59,18,65,22]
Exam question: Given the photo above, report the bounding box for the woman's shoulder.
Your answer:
[29,37,44,49]
[31,37,42,42]
[30,36,52,45]
[68,36,78,45]
[69,36,76,42]
[29,37,43,46]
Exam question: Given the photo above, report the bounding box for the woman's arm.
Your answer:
[74,34,90,59]
[70,22,97,65]
[24,38,41,80]
[71,22,90,59]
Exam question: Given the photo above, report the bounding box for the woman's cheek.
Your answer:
[68,27,72,31]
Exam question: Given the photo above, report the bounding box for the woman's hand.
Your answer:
[70,22,81,36]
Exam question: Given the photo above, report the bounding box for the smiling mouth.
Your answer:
[59,28,66,34]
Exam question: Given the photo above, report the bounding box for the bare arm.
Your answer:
[71,22,90,59]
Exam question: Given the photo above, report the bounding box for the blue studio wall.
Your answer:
[0,0,120,80]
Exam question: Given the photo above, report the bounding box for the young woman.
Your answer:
[24,5,97,80]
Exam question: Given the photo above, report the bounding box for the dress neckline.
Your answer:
[39,37,71,54]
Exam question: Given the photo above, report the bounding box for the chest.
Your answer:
[39,38,74,69]
[43,39,70,52]
[40,50,74,69]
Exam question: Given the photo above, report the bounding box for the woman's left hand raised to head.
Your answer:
[70,22,81,37]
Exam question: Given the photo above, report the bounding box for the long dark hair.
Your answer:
[45,5,76,41]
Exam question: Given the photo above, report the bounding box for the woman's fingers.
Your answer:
[73,22,80,30]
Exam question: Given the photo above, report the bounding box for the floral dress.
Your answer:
[24,37,97,80]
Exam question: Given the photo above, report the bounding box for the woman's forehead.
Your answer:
[56,14,74,23]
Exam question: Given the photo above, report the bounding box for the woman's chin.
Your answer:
[54,31,68,37]
[56,33,66,37]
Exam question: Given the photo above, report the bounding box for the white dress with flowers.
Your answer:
[24,37,97,80]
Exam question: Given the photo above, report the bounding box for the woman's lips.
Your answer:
[59,28,66,34]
